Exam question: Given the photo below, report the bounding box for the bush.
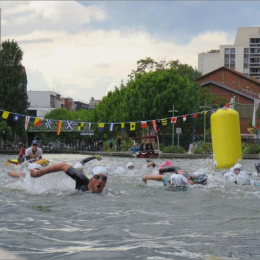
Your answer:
[162,145,186,154]
[243,143,260,154]
[193,141,212,154]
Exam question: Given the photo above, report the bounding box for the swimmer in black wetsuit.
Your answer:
[29,155,107,193]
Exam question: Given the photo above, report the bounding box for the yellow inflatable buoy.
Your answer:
[211,109,242,169]
[5,158,49,167]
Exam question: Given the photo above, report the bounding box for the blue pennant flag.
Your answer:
[109,123,115,131]
[13,114,20,122]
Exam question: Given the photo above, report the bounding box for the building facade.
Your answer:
[198,27,260,80]
[27,90,62,117]
[197,67,260,134]
[61,97,75,111]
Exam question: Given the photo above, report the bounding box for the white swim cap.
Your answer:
[73,162,84,172]
[126,162,134,169]
[236,172,250,185]
[233,163,242,170]
[89,166,108,179]
[170,173,188,187]
[28,163,43,170]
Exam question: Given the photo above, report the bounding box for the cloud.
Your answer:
[0,1,234,103]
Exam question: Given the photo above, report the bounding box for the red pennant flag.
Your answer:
[152,120,157,133]
[57,120,62,135]
[171,117,177,123]
[224,103,230,108]
[34,117,41,127]
[141,121,147,128]
[192,113,198,118]
[182,115,187,122]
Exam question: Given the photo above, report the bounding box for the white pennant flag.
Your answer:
[252,99,260,127]
[25,116,30,130]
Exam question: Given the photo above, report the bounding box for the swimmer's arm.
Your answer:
[80,155,101,165]
[146,162,156,168]
[7,171,25,179]
[159,166,179,174]
[29,163,71,178]
[142,175,164,184]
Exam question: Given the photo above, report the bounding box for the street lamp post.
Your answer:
[199,100,211,142]
[193,69,197,143]
[168,105,178,146]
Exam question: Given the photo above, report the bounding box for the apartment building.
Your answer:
[27,90,62,117]
[198,27,260,80]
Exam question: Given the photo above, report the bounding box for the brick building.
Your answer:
[197,66,260,134]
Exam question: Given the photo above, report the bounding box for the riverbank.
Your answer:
[1,149,259,159]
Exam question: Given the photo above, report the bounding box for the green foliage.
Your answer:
[0,121,13,142]
[0,40,29,140]
[162,145,186,153]
[193,141,212,154]
[242,143,260,154]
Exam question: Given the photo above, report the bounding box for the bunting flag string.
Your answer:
[0,106,222,133]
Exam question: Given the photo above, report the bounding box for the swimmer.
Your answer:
[142,173,188,190]
[126,162,134,170]
[7,163,42,179]
[29,155,107,193]
[146,160,173,169]
[224,163,251,185]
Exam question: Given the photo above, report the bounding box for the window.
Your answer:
[225,58,229,64]
[230,59,235,64]
[244,58,248,63]
[244,48,249,54]
[230,48,235,54]
[225,48,230,54]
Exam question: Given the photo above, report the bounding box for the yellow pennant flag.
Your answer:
[161,118,167,125]
[130,122,136,131]
[2,111,10,119]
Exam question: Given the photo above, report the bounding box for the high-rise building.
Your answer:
[198,27,260,80]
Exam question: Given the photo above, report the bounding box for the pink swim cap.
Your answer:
[158,160,173,169]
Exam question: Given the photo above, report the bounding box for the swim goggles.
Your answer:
[93,175,107,182]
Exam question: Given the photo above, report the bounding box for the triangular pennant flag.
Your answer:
[45,119,52,128]
[66,121,73,130]
[25,116,30,130]
[141,121,147,128]
[161,118,167,125]
[121,122,125,133]
[182,115,187,122]
[130,122,136,131]
[98,123,104,132]
[109,123,115,131]
[13,114,20,122]
[192,113,198,118]
[2,111,10,119]
[57,121,62,135]
[34,117,41,127]
[171,117,177,123]
[88,123,92,132]
[77,122,84,131]
[152,120,157,133]
[224,103,230,109]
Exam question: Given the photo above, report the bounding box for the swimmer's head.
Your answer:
[169,173,188,187]
[88,166,108,179]
[158,160,173,169]
[28,163,43,170]
[236,172,250,185]
[126,162,134,170]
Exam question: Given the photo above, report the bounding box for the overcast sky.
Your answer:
[1,1,260,103]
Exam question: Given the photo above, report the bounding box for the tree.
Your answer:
[0,40,29,142]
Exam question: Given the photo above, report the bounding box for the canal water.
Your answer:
[0,154,260,259]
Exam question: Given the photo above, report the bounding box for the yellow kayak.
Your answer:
[5,158,49,167]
